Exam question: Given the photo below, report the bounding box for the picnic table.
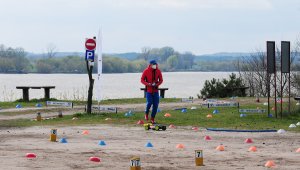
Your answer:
[16,86,55,101]
[140,88,169,98]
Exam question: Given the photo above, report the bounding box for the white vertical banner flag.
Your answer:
[96,29,103,103]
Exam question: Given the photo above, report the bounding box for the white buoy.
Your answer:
[263,102,268,106]
[191,106,197,110]
[289,124,296,128]
[296,122,300,126]
[296,102,300,106]
[277,129,286,134]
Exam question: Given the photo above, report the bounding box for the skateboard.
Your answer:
[144,123,166,131]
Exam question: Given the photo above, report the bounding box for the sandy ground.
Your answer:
[0,99,299,169]
[0,125,299,170]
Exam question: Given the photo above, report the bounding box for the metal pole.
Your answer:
[274,71,277,118]
[280,51,283,119]
[288,72,291,114]
[274,44,277,119]
[268,73,270,117]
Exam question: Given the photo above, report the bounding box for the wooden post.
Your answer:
[44,88,50,99]
[86,60,94,114]
[23,87,30,102]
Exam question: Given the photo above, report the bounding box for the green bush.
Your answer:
[199,73,247,98]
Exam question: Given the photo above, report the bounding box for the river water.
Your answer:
[0,72,234,101]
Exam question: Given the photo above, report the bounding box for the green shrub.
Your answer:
[199,73,247,98]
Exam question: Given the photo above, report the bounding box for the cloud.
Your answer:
[103,0,273,10]
[0,0,273,16]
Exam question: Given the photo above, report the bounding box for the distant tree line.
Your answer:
[6,43,299,75]
[0,45,30,73]
[138,47,195,71]
[0,45,201,73]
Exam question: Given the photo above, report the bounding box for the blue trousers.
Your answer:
[145,92,159,118]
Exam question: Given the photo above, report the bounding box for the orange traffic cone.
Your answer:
[248,146,257,152]
[296,148,300,153]
[216,145,225,151]
[164,113,171,117]
[176,144,185,149]
[206,114,212,118]
[82,130,89,135]
[265,160,275,168]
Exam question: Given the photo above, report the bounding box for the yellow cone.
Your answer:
[164,113,171,117]
[206,114,212,118]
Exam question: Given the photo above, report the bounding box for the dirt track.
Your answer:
[0,125,299,170]
[0,99,299,169]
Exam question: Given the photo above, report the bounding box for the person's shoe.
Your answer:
[144,114,149,121]
[151,117,157,124]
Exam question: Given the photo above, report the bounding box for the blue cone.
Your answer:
[181,109,187,113]
[213,109,219,114]
[59,138,68,143]
[157,108,161,112]
[16,104,22,108]
[98,140,106,146]
[128,110,133,114]
[35,103,42,107]
[125,112,133,117]
[145,141,153,148]
[240,114,247,117]
[268,114,273,118]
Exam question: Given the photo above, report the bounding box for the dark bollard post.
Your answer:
[23,88,29,102]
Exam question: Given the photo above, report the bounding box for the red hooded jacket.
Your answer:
[141,64,163,93]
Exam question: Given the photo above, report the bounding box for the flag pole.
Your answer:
[97,28,103,112]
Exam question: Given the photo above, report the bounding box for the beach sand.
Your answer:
[0,124,299,170]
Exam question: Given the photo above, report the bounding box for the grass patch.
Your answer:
[1,97,299,131]
[0,108,71,116]
[2,102,300,131]
[0,98,180,109]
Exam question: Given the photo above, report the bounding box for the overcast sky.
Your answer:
[1,0,300,55]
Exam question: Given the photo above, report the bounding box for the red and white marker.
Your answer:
[85,38,96,51]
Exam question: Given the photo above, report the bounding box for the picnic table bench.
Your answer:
[16,86,55,101]
[140,88,169,98]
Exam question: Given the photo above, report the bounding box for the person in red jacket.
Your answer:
[141,60,163,124]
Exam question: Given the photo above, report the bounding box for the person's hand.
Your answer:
[151,83,156,87]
